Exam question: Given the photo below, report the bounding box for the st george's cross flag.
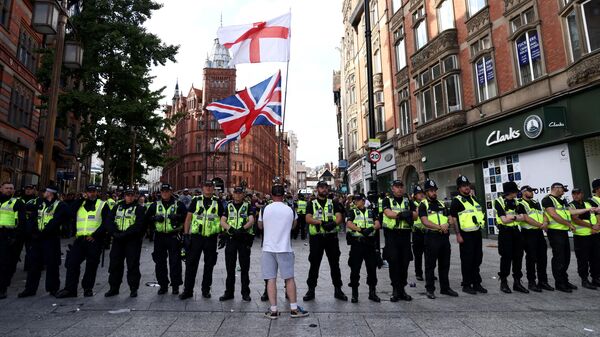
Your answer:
[217,13,291,65]
[206,71,282,150]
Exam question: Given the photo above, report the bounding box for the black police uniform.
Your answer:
[346,204,379,301]
[494,197,525,285]
[182,195,225,298]
[541,195,573,289]
[145,196,187,292]
[61,198,111,296]
[418,197,452,295]
[516,198,550,288]
[20,197,67,296]
[450,194,484,289]
[0,195,26,298]
[588,194,600,286]
[305,198,345,292]
[569,200,600,285]
[222,201,255,299]
[412,189,425,280]
[106,200,147,295]
[381,196,416,293]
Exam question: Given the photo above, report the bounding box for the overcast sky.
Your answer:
[146,0,343,168]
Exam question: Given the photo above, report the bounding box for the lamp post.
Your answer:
[33,0,83,188]
[211,137,220,182]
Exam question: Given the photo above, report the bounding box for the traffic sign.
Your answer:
[369,150,381,163]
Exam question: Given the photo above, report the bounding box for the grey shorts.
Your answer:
[261,251,295,280]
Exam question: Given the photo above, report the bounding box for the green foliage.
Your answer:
[58,0,179,188]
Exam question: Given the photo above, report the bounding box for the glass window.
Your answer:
[438,0,455,32]
[566,9,583,61]
[17,29,38,73]
[395,38,406,71]
[467,0,486,16]
[474,54,497,102]
[432,64,441,79]
[511,7,536,33]
[433,83,444,117]
[374,105,385,132]
[374,49,382,73]
[374,91,384,104]
[392,0,401,13]
[420,89,433,123]
[443,55,457,72]
[399,100,411,136]
[515,30,543,85]
[421,71,431,86]
[415,20,428,50]
[582,0,600,53]
[445,75,462,112]
[8,81,33,128]
[0,0,10,27]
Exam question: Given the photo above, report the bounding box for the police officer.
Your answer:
[18,186,66,298]
[104,188,146,298]
[180,181,224,300]
[219,186,255,302]
[0,182,26,299]
[56,185,111,298]
[412,185,426,281]
[449,175,487,295]
[293,194,307,240]
[303,181,347,302]
[381,179,415,302]
[145,183,187,295]
[494,181,528,294]
[588,179,600,287]
[20,184,37,270]
[419,179,458,299]
[541,182,593,292]
[516,185,553,292]
[346,193,380,303]
[569,188,599,290]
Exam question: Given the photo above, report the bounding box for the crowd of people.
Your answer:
[1,175,600,319]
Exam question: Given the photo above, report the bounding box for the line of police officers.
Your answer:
[2,176,600,301]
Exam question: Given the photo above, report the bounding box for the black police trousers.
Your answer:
[412,229,425,278]
[383,229,412,288]
[574,234,600,281]
[152,232,182,289]
[24,236,61,294]
[292,215,307,240]
[521,229,548,284]
[425,232,451,292]
[108,235,143,291]
[459,229,483,288]
[498,225,524,280]
[0,229,22,292]
[224,234,253,296]
[547,229,571,286]
[347,238,377,288]
[64,237,102,293]
[184,234,218,293]
[307,233,343,288]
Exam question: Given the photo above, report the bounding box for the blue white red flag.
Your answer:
[206,71,282,150]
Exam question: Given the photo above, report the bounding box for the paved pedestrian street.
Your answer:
[1,235,600,337]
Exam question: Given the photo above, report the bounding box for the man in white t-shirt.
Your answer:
[259,184,309,319]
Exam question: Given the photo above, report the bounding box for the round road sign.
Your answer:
[369,150,381,163]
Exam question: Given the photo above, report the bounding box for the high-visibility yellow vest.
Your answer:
[0,198,18,228]
[454,195,485,232]
[76,199,104,237]
[382,196,410,230]
[349,207,374,237]
[413,200,425,230]
[421,199,448,227]
[545,195,571,230]
[517,199,544,230]
[570,201,596,236]
[309,199,337,235]
[155,200,178,233]
[106,198,116,210]
[190,197,222,236]
[296,200,307,215]
[495,197,518,227]
[226,202,253,235]
[114,204,138,232]
[378,198,383,214]
[591,196,600,208]
[37,200,60,231]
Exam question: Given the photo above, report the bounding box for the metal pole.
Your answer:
[363,0,378,193]
[130,126,136,187]
[279,65,290,180]
[40,0,68,188]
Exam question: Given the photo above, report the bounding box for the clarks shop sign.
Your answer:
[485,115,543,147]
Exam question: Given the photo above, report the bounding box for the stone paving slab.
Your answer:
[2,235,600,336]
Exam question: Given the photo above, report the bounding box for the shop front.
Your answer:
[348,160,364,194]
[420,87,600,234]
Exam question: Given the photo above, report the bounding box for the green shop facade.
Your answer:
[420,86,600,235]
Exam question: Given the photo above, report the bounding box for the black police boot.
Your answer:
[426,290,436,299]
[538,282,554,291]
[55,289,77,298]
[390,287,400,302]
[172,286,179,295]
[415,275,424,281]
[473,284,488,294]
[351,287,359,303]
[528,283,542,292]
[500,280,512,294]
[582,279,597,290]
[397,287,412,301]
[201,289,211,299]
[440,288,458,297]
[566,282,578,290]
[179,291,193,300]
[130,289,138,298]
[242,294,252,302]
[556,284,572,293]
[219,292,234,301]
[368,286,380,303]
[462,286,477,295]
[157,287,168,295]
[303,288,315,301]
[334,287,348,301]
[17,290,36,298]
[513,280,529,293]
[83,289,94,297]
[104,288,119,297]
[260,289,268,301]
[592,278,600,287]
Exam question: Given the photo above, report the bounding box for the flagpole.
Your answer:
[278,60,290,182]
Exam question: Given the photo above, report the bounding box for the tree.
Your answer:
[55,0,179,190]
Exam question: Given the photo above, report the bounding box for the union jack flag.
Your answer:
[206,71,282,150]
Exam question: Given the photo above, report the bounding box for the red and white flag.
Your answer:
[217,13,291,65]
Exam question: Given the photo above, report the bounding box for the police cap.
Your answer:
[423,179,438,191]
[456,175,470,187]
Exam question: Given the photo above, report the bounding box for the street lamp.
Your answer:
[63,41,83,69]
[32,0,60,34]
[211,137,220,181]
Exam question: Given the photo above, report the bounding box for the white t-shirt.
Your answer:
[260,201,297,253]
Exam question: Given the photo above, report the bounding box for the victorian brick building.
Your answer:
[162,37,287,194]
